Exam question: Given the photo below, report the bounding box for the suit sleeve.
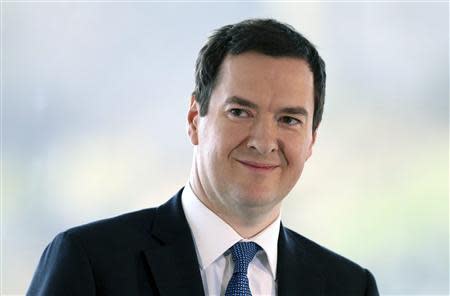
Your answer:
[364,269,380,296]
[27,231,96,296]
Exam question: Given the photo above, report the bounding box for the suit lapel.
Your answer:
[277,224,324,296]
[143,191,326,295]
[143,189,205,296]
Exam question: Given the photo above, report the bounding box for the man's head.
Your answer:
[188,19,326,231]
[193,18,326,132]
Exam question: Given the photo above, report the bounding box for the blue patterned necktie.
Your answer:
[225,242,260,296]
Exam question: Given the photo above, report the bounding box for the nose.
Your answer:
[247,116,278,155]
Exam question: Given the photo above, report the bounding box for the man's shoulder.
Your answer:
[59,206,160,251]
[279,226,379,294]
[69,207,157,233]
[72,207,158,229]
[282,226,368,274]
[28,198,184,295]
[55,189,185,250]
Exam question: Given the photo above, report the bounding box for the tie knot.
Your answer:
[229,242,260,274]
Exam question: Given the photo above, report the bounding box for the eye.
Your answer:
[279,116,302,126]
[228,108,251,118]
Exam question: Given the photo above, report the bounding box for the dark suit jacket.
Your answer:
[28,188,379,295]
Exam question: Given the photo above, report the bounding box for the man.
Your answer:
[28,19,379,295]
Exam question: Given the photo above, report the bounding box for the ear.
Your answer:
[305,128,318,161]
[187,95,200,145]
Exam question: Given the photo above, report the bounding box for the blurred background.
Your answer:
[2,2,448,295]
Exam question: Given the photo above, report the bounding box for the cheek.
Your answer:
[211,120,247,151]
[284,141,309,172]
[198,121,233,162]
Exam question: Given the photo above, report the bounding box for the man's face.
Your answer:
[188,52,317,218]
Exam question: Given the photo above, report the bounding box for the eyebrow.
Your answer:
[225,96,309,117]
[279,106,309,117]
[225,96,258,109]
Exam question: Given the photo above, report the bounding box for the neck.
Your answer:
[217,206,280,239]
[188,173,281,239]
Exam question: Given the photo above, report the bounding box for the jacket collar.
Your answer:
[143,188,205,296]
[276,224,324,296]
[143,188,324,295]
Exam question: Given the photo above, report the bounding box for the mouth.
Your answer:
[236,159,280,172]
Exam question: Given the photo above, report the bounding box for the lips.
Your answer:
[236,159,279,171]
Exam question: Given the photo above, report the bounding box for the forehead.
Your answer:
[214,52,314,109]
[221,52,312,77]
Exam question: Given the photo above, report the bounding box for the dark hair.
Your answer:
[193,18,326,131]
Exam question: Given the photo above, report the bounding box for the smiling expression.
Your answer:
[188,51,317,220]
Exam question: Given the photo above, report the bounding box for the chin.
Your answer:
[232,187,280,208]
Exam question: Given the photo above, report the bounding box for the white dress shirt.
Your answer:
[181,183,280,296]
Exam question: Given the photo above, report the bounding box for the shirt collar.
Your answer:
[181,182,280,279]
